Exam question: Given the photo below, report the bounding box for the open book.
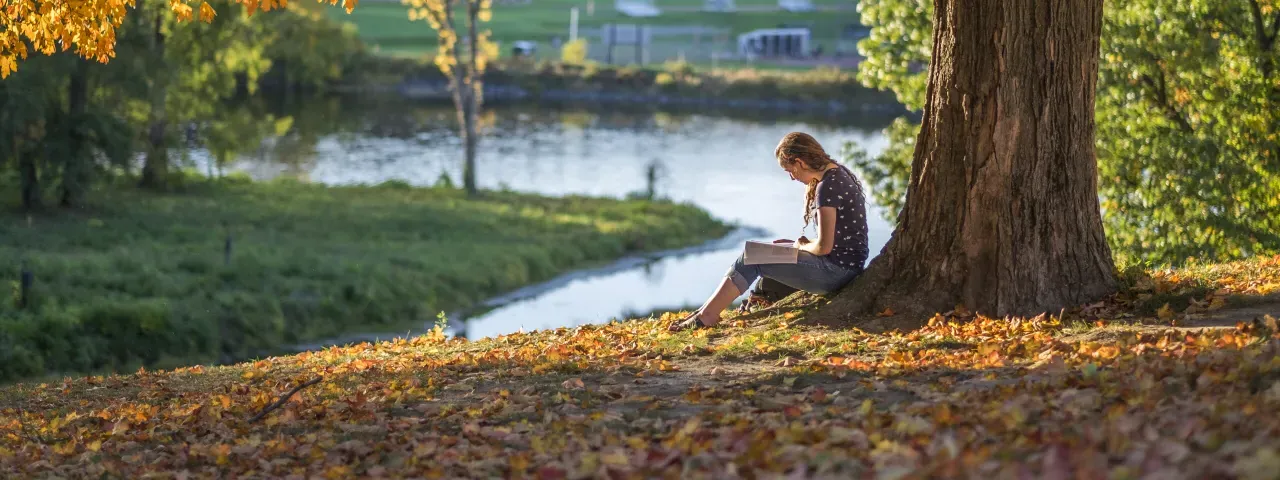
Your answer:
[743,240,799,265]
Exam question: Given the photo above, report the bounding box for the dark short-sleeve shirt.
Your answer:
[814,166,869,270]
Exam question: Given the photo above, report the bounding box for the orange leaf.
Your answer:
[562,378,585,390]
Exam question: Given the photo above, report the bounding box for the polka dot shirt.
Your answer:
[815,166,870,270]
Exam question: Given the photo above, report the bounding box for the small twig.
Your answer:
[248,377,323,424]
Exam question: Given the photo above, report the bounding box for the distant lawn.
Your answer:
[0,177,729,382]
[329,0,864,62]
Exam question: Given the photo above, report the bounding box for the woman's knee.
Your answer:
[725,251,757,292]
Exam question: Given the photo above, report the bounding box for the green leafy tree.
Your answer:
[0,54,134,209]
[0,57,64,210]
[1095,0,1280,265]
[853,0,932,112]
[848,0,1280,268]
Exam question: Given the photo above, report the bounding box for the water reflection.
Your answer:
[195,96,896,341]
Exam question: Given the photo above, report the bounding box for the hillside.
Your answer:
[1,256,1278,478]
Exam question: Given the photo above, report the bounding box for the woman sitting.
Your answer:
[669,132,870,331]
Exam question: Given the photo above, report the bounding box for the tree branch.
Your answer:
[1271,12,1280,44]
[248,377,322,424]
[1248,0,1269,43]
[424,5,449,35]
[1248,0,1275,78]
[466,0,481,95]
[1138,72,1194,133]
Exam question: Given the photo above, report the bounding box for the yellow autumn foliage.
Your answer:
[0,0,360,78]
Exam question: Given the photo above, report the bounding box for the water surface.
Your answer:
[203,99,896,340]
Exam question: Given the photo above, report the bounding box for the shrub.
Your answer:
[561,39,589,65]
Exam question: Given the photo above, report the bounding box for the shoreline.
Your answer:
[330,81,910,117]
[260,225,768,356]
[0,180,731,383]
[329,57,911,117]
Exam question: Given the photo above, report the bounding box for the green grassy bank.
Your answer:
[0,177,729,383]
[330,0,862,59]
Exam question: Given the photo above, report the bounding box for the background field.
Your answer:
[327,0,867,65]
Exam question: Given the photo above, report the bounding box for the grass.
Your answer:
[328,0,865,61]
[1,256,1277,477]
[0,175,730,383]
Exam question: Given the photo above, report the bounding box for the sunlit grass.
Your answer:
[0,176,729,382]
[330,0,859,59]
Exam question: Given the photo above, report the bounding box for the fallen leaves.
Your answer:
[561,378,585,390]
[2,274,1279,478]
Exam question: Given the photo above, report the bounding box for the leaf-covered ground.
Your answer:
[2,256,1279,479]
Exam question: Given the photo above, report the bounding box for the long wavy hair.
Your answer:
[775,132,839,228]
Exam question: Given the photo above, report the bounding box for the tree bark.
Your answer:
[462,103,478,194]
[461,0,482,195]
[60,59,91,208]
[812,0,1117,325]
[16,136,40,211]
[139,12,169,190]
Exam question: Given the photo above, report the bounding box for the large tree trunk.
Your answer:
[139,12,169,190]
[60,60,91,208]
[813,0,1117,325]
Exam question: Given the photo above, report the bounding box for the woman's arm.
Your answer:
[798,206,837,256]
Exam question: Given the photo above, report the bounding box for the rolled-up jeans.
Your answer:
[725,250,861,295]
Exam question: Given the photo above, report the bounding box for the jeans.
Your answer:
[725,250,861,296]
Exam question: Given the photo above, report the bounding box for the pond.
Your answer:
[197,97,897,342]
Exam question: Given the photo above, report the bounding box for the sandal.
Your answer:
[737,294,772,314]
[668,312,713,332]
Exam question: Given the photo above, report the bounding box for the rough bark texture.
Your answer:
[812,0,1117,325]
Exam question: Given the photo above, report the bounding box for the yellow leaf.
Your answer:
[214,443,231,465]
[561,378,585,390]
[1157,303,1174,320]
[859,398,874,416]
[1094,345,1120,360]
[602,450,629,466]
[198,2,216,21]
[1208,296,1226,311]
